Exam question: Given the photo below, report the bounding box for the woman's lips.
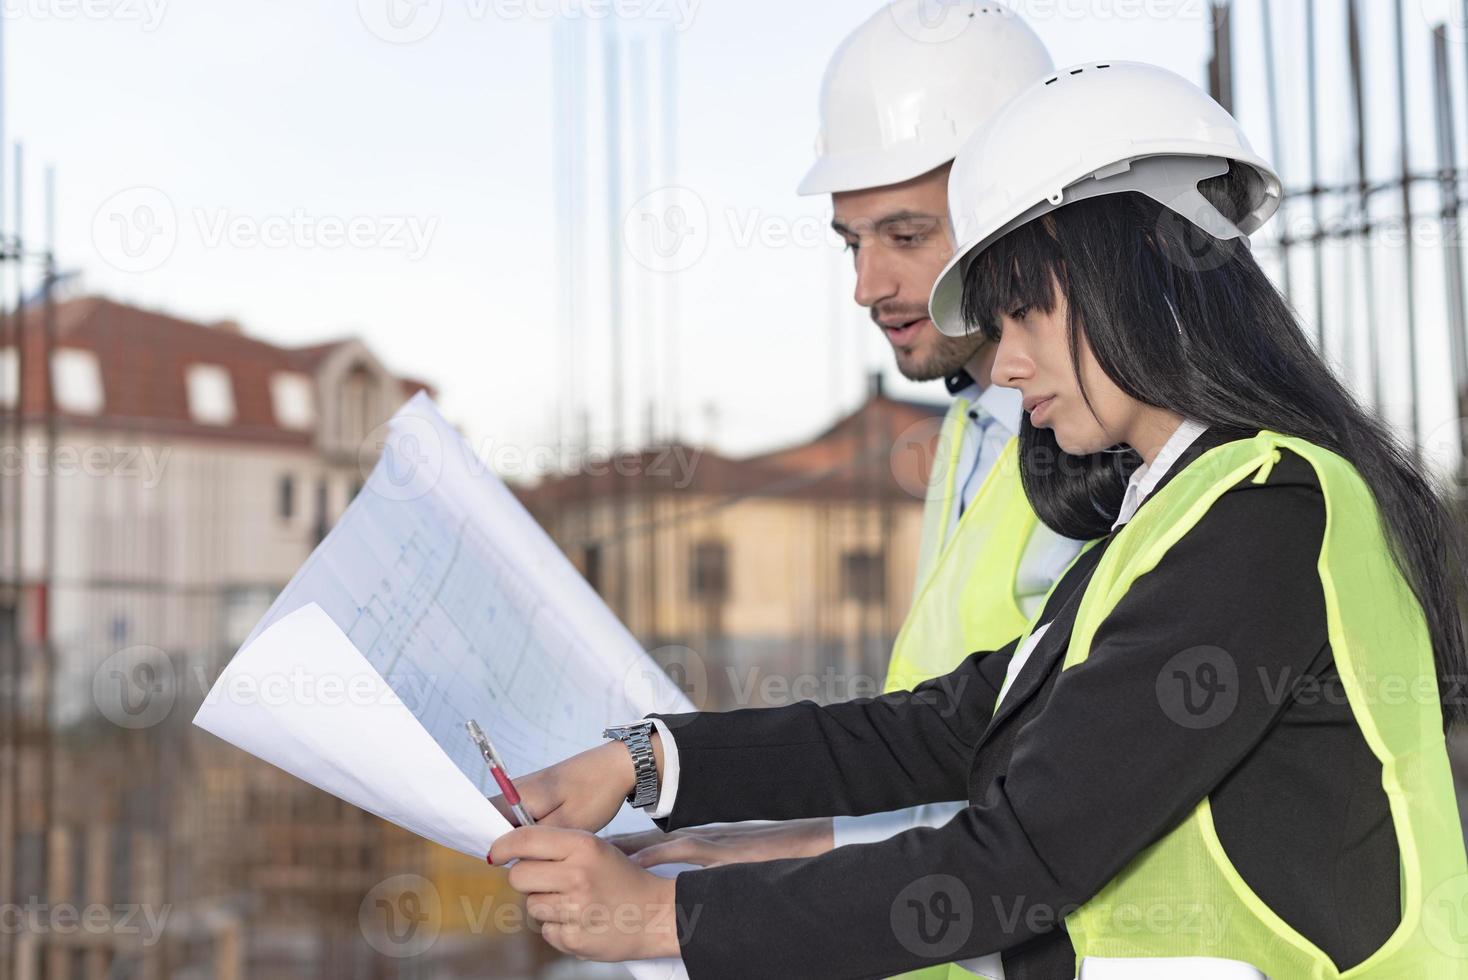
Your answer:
[1028,396,1056,426]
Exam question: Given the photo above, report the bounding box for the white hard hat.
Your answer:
[796,0,1054,196]
[930,61,1283,337]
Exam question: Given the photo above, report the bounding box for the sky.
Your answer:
[3,0,1465,477]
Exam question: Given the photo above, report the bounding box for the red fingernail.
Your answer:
[486,852,494,866]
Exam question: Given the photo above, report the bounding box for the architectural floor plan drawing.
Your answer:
[198,393,696,855]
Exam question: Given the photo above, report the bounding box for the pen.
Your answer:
[465,719,536,827]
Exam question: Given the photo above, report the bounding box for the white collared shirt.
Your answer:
[994,419,1210,714]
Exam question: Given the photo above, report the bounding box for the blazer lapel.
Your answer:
[980,577,1092,739]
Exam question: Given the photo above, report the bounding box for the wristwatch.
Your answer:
[603,722,660,808]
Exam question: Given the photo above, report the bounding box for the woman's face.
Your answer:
[988,282,1143,457]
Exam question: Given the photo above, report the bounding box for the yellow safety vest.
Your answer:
[883,399,1047,980]
[999,431,1468,978]
[883,399,1042,696]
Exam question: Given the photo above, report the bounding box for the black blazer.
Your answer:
[651,429,1399,979]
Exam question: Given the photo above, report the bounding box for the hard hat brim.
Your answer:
[796,144,956,196]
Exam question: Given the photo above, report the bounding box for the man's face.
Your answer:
[831,163,983,382]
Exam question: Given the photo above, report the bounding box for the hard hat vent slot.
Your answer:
[1045,77,1058,85]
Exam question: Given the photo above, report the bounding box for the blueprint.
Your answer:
[198,393,695,849]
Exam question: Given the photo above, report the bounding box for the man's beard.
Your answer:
[896,328,983,382]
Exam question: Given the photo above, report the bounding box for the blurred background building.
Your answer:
[0,1,1464,978]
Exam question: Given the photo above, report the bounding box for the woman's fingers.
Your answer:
[490,825,587,865]
[525,892,576,925]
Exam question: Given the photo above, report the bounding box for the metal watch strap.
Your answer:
[603,723,660,808]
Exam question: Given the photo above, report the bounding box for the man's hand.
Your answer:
[493,826,681,962]
[609,817,835,868]
[490,734,664,833]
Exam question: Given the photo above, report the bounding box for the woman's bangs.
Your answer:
[959,217,1065,341]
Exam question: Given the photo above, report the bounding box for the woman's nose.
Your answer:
[991,331,1031,389]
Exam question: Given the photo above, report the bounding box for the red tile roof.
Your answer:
[10,296,432,445]
[521,394,946,509]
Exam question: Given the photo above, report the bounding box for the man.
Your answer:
[614,4,1081,977]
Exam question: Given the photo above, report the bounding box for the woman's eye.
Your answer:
[1009,305,1030,320]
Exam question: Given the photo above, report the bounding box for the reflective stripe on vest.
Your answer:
[1054,432,1468,979]
[884,403,1040,695]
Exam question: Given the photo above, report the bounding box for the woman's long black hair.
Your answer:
[960,166,1468,728]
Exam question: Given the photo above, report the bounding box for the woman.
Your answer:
[490,64,1468,980]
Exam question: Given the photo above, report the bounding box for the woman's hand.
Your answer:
[490,735,662,833]
[493,826,681,962]
[609,817,835,868]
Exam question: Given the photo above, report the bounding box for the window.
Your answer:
[583,544,602,594]
[340,363,374,446]
[689,541,729,601]
[841,549,886,605]
[313,479,330,543]
[278,474,295,520]
[0,347,16,407]
[271,372,315,430]
[51,349,104,415]
[185,363,235,425]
